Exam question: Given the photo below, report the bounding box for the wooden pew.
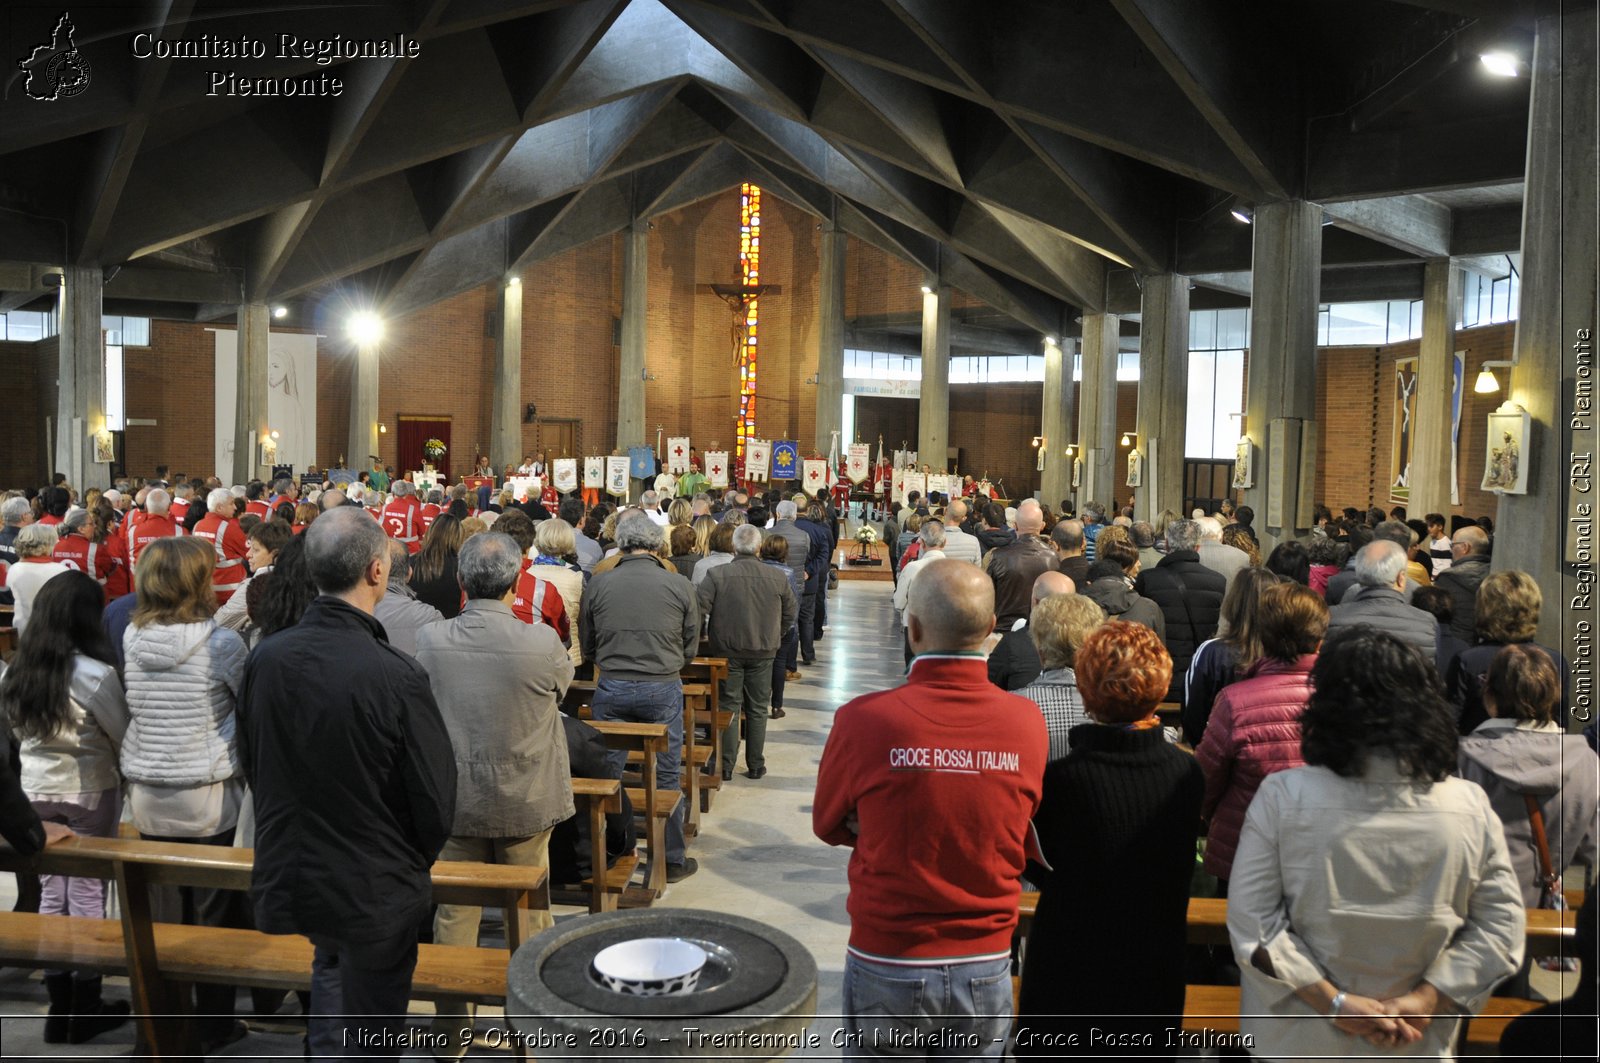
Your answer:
[548,777,638,913]
[0,626,17,663]
[0,835,546,1059]
[586,720,681,901]
[681,657,730,820]
[1016,891,1579,958]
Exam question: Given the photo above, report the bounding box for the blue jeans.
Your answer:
[591,677,685,865]
[841,952,1012,1060]
[307,929,418,1060]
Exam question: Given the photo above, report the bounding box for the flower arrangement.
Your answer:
[423,438,447,462]
[855,525,878,544]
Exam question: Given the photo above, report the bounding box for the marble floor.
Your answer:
[0,580,906,1059]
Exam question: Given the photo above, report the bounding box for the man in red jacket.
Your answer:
[814,559,1046,1056]
[379,480,424,553]
[126,488,185,572]
[193,488,249,604]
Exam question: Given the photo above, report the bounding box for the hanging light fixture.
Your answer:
[1120,431,1134,447]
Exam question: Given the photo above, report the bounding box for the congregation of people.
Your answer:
[1,458,1597,1061]
[0,463,839,1057]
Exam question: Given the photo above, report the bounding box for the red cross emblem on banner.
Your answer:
[673,445,684,458]
[711,464,722,476]
[808,468,820,482]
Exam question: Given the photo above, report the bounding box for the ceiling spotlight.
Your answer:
[1044,335,1058,347]
[347,310,384,345]
[271,305,288,319]
[1480,52,1519,78]
[1230,206,1253,224]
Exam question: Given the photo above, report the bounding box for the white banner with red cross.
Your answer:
[705,451,730,489]
[666,436,691,475]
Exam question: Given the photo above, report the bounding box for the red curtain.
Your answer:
[398,418,451,479]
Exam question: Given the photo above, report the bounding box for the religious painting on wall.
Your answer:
[1126,449,1143,488]
[1389,357,1419,504]
[1232,439,1253,489]
[1481,404,1530,494]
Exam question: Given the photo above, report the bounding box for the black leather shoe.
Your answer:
[722,768,733,781]
[666,858,699,883]
[746,766,768,780]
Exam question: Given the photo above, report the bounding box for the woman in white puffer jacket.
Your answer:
[121,535,249,1049]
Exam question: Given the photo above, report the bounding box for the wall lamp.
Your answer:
[1475,360,1513,394]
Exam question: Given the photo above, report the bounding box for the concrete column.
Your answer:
[1039,337,1071,506]
[1077,312,1120,510]
[1241,200,1323,551]
[617,219,648,451]
[1496,8,1598,668]
[490,278,524,471]
[814,222,846,454]
[1408,259,1460,520]
[347,339,379,472]
[918,285,950,470]
[55,265,104,490]
[232,302,269,485]
[1135,275,1190,520]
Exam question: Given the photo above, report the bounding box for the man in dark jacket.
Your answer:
[239,506,457,1060]
[579,511,700,881]
[1049,518,1090,590]
[984,500,1061,629]
[987,570,1074,691]
[1327,540,1439,661]
[1434,525,1492,641]
[698,524,798,780]
[796,502,833,663]
[1134,518,1225,706]
[976,501,1015,557]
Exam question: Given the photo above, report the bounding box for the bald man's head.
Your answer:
[1015,500,1044,535]
[1031,569,1075,607]
[945,499,968,525]
[906,558,996,653]
[1452,524,1489,554]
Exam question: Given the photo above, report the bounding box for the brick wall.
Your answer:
[1314,321,1512,520]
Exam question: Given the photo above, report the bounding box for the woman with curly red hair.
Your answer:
[1016,622,1202,1058]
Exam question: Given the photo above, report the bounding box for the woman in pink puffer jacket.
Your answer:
[1195,582,1329,884]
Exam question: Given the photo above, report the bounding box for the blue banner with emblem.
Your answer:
[772,440,799,480]
[628,446,656,480]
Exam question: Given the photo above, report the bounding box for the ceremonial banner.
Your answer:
[901,472,927,505]
[772,440,799,480]
[802,459,828,494]
[553,458,578,493]
[628,446,656,480]
[582,457,604,488]
[893,449,911,470]
[847,443,870,484]
[927,474,951,500]
[892,469,908,502]
[745,440,771,482]
[666,436,691,475]
[605,456,630,496]
[506,476,536,501]
[705,450,730,489]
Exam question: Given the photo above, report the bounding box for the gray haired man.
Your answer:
[415,532,573,1055]
[697,523,798,780]
[579,512,701,882]
[0,494,35,607]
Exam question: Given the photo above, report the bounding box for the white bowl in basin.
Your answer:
[592,937,708,996]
